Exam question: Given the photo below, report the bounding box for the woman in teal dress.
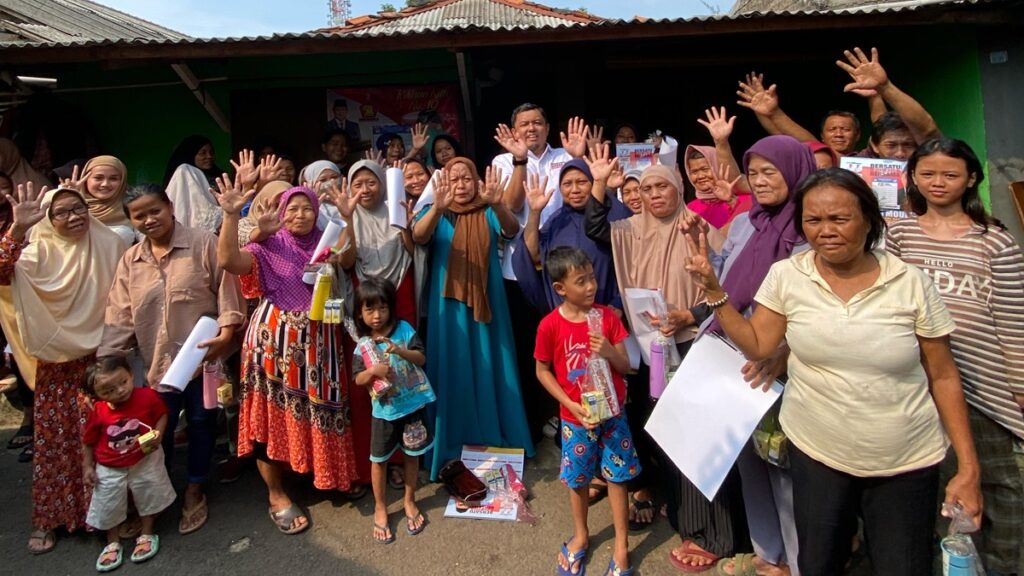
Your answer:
[412,156,534,479]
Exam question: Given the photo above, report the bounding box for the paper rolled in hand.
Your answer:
[386,167,407,229]
[303,218,345,284]
[160,316,220,392]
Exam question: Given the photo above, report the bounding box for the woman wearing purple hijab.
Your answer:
[699,135,816,575]
[216,179,358,535]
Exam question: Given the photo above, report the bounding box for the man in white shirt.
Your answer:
[490,103,587,442]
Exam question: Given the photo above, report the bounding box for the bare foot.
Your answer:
[558,535,589,575]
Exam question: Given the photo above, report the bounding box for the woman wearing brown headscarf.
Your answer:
[81,155,134,246]
[412,157,534,480]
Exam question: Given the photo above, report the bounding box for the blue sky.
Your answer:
[95,0,713,38]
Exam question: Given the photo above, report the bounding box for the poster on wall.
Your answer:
[325,84,462,154]
[616,143,657,172]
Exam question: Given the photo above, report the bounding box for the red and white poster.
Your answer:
[325,84,462,151]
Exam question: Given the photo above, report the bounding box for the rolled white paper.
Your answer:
[386,167,407,229]
[160,316,220,392]
[303,217,345,284]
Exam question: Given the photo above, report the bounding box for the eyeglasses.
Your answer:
[51,204,88,221]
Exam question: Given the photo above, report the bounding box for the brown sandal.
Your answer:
[178,494,208,535]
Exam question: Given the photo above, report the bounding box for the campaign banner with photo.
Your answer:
[840,156,908,211]
[616,143,657,173]
[325,84,462,151]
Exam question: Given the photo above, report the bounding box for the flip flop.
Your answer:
[130,534,160,564]
[18,445,33,463]
[27,529,55,555]
[387,464,405,490]
[714,553,757,576]
[406,512,427,536]
[6,425,32,450]
[628,494,656,531]
[606,558,635,576]
[557,538,589,576]
[669,540,720,573]
[343,484,369,501]
[178,494,208,535]
[96,542,123,573]
[269,503,310,535]
[373,522,395,544]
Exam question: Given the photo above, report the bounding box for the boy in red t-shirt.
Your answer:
[83,357,176,572]
[534,247,639,576]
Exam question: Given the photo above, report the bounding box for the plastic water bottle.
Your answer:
[941,534,975,576]
[583,309,620,420]
[649,336,667,399]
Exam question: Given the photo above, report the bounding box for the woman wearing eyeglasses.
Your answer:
[0,184,126,555]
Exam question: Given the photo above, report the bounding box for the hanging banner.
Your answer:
[325,84,463,152]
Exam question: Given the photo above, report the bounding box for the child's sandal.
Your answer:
[96,542,123,573]
[130,534,159,563]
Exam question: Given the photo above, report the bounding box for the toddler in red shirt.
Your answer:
[83,357,176,572]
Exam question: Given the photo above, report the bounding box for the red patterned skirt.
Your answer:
[32,355,93,531]
[237,299,358,491]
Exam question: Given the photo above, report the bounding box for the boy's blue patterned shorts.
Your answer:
[559,412,641,489]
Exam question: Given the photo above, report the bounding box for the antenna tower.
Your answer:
[328,0,351,27]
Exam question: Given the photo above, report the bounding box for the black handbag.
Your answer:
[438,460,487,504]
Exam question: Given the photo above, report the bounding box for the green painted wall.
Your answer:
[885,27,990,205]
[45,49,458,183]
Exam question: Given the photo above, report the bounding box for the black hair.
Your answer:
[870,111,910,144]
[123,183,171,217]
[792,168,886,252]
[613,123,639,142]
[819,110,861,135]
[430,134,463,167]
[333,99,349,109]
[907,137,1002,231]
[545,246,593,283]
[511,103,548,126]
[164,134,219,186]
[322,128,350,146]
[353,276,397,337]
[686,149,705,162]
[375,133,404,153]
[85,356,132,398]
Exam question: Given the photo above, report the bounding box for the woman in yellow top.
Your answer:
[685,167,981,575]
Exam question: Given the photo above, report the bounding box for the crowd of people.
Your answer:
[0,46,1021,576]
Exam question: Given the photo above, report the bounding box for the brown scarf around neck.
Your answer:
[441,157,492,323]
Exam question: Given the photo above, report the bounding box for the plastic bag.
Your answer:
[579,309,620,424]
[940,502,985,576]
[494,464,536,525]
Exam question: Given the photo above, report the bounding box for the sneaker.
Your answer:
[542,416,559,439]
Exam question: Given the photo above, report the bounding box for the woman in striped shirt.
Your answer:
[886,137,1024,575]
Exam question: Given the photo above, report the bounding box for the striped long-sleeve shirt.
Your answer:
[886,218,1024,438]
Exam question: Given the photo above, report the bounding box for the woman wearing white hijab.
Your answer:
[300,160,342,230]
[0,183,125,554]
[165,163,223,233]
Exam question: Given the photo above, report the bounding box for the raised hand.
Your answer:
[583,142,620,183]
[402,198,417,228]
[258,154,284,183]
[363,148,385,165]
[493,124,528,159]
[321,177,357,219]
[607,162,625,190]
[59,164,85,191]
[837,47,889,93]
[524,172,552,214]
[683,232,722,293]
[8,182,48,238]
[678,210,710,245]
[560,116,589,158]
[736,72,779,117]
[255,199,283,237]
[711,162,741,203]
[480,166,509,206]
[230,149,259,190]
[212,173,254,215]
[697,106,737,143]
[586,124,605,150]
[410,122,429,151]
[432,169,452,212]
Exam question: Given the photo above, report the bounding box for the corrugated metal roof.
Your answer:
[728,0,974,15]
[326,0,601,35]
[0,0,1007,52]
[0,0,189,45]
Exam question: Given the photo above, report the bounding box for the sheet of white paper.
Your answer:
[412,178,435,214]
[303,218,345,284]
[622,287,668,365]
[657,134,679,167]
[159,316,220,391]
[645,334,783,500]
[386,167,407,229]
